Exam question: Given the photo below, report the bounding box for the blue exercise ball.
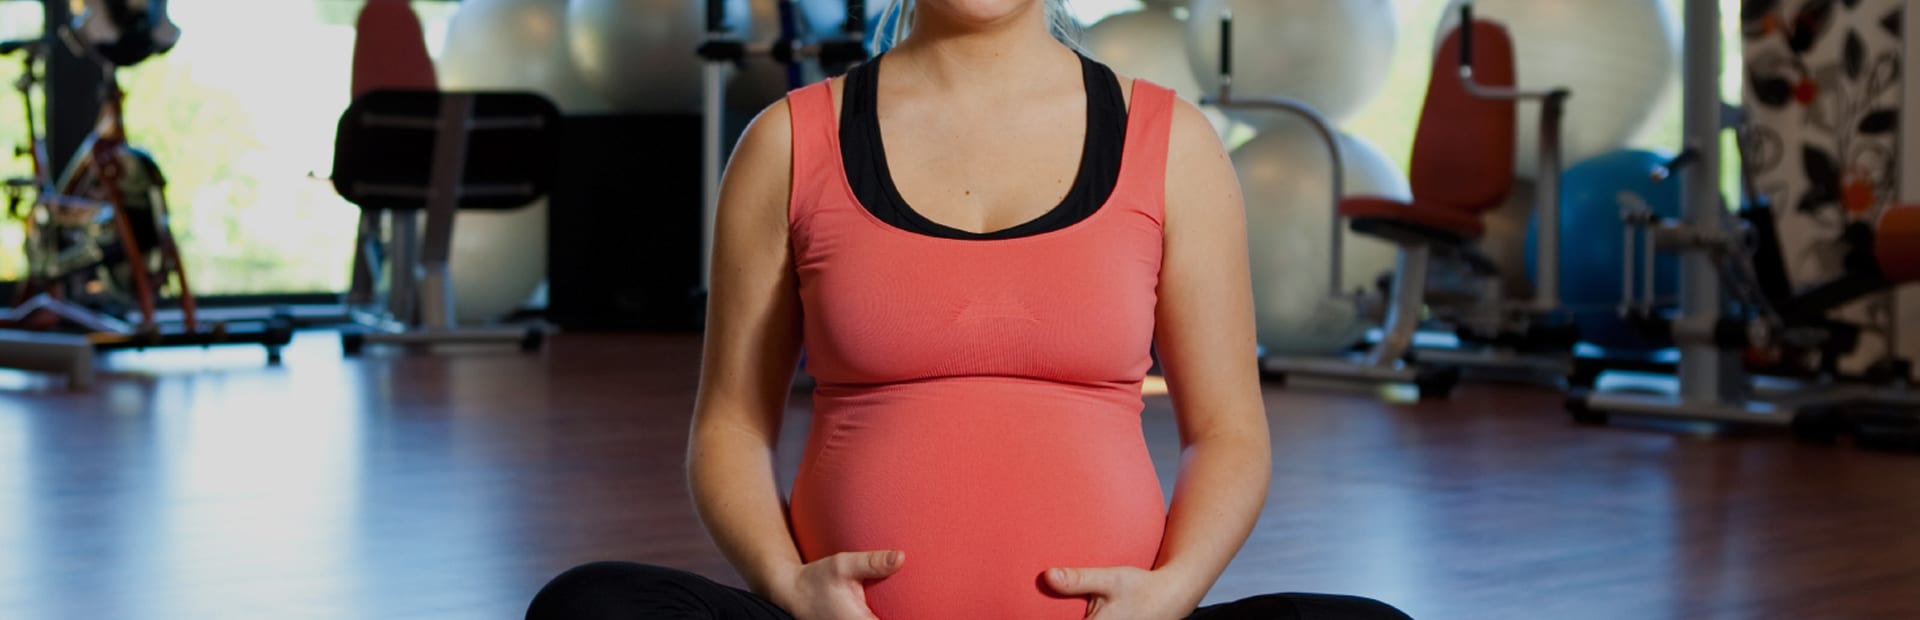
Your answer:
[1525,150,1681,353]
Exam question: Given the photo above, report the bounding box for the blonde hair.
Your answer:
[872,0,1083,54]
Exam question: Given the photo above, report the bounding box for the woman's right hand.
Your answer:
[770,550,906,620]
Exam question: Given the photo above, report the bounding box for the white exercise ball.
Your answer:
[1437,0,1679,179]
[1185,0,1397,127]
[1235,120,1409,356]
[447,201,549,325]
[1083,8,1232,135]
[568,0,752,113]
[434,0,581,324]
[1086,9,1202,99]
[438,0,606,113]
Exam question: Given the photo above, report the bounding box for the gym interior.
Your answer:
[2,0,1917,618]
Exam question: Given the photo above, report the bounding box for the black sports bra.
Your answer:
[839,53,1128,240]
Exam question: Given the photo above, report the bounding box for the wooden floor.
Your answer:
[2,331,1917,619]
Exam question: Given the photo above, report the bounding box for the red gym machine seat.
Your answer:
[1339,20,1518,246]
[1876,207,1920,285]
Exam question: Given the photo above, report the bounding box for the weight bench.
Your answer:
[330,90,560,354]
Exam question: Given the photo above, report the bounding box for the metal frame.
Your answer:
[0,329,93,390]
[1212,6,1574,397]
[1567,0,1918,440]
[699,0,867,294]
[341,93,547,355]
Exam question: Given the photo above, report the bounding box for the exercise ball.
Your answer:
[447,201,549,325]
[1524,150,1681,352]
[1086,9,1202,99]
[1185,0,1397,127]
[1083,8,1231,135]
[1437,0,1679,179]
[438,0,606,113]
[1236,120,1409,355]
[569,0,751,113]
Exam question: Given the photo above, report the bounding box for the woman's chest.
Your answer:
[791,210,1163,383]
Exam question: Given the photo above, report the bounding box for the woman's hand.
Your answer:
[769,550,906,620]
[1045,565,1200,620]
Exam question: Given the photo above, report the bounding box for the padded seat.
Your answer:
[1877,207,1920,284]
[1340,196,1487,245]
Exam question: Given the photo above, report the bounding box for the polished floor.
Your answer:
[2,331,1917,619]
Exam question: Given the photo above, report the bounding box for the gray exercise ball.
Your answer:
[1184,0,1398,128]
[568,0,753,113]
[1235,119,1408,356]
[1081,7,1231,136]
[439,0,606,113]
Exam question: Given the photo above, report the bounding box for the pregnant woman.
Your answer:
[528,1,1413,618]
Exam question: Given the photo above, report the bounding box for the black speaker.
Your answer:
[548,114,705,331]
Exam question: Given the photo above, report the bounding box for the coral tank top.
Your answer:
[784,75,1178,620]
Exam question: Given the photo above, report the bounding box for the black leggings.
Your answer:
[527,562,1413,620]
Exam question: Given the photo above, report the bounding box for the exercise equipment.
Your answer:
[1184,0,1397,127]
[1224,5,1578,399]
[1524,150,1683,352]
[0,25,290,379]
[439,0,605,113]
[730,0,816,113]
[0,330,92,390]
[1234,120,1406,356]
[1437,0,1678,179]
[69,0,179,67]
[435,0,585,324]
[330,90,558,355]
[1083,7,1231,136]
[568,0,756,113]
[1565,0,1920,450]
[1083,8,1203,101]
[695,0,868,295]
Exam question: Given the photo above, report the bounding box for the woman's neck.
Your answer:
[887,3,1072,94]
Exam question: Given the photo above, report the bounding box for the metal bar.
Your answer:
[352,183,534,200]
[360,114,545,131]
[1533,95,1565,311]
[1641,209,1655,314]
[1621,203,1634,311]
[1369,244,1429,368]
[1583,391,1787,426]
[388,209,420,325]
[699,12,727,294]
[467,117,545,131]
[1262,355,1420,383]
[360,326,533,345]
[1678,0,1733,405]
[418,94,473,330]
[0,329,93,390]
[1204,12,1345,298]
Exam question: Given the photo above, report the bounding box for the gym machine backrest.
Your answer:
[331,90,559,332]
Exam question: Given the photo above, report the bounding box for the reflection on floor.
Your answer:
[2,331,1917,619]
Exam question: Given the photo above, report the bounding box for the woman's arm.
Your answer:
[686,99,808,600]
[1146,98,1273,607]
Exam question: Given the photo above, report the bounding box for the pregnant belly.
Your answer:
[788,379,1167,620]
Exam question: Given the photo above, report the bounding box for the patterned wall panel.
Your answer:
[1742,0,1905,373]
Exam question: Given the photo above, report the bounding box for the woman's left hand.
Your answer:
[1044,566,1199,620]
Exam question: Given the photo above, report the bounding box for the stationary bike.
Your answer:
[1,20,289,362]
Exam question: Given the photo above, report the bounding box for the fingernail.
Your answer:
[888,551,901,565]
[1049,568,1066,582]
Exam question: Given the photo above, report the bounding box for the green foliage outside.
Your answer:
[0,2,40,282]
